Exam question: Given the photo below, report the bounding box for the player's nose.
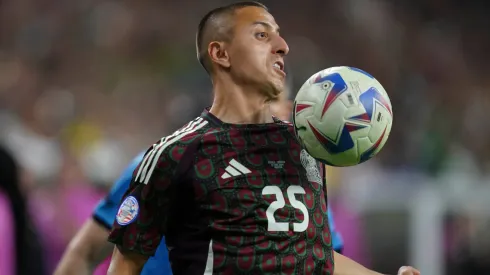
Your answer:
[273,35,289,56]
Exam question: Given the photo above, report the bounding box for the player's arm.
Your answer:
[107,245,148,275]
[334,251,383,275]
[334,249,420,275]
[107,143,178,275]
[53,219,113,275]
[322,168,419,275]
[54,154,143,275]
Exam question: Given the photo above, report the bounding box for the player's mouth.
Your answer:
[273,61,286,77]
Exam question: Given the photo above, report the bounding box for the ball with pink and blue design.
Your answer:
[292,66,393,167]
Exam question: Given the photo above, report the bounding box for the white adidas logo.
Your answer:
[221,159,252,179]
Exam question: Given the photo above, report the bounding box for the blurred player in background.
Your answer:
[0,145,46,275]
[52,81,343,275]
[107,2,419,275]
[53,152,171,275]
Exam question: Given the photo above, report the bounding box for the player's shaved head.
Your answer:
[196,1,268,74]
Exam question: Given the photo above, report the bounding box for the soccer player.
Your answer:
[107,2,420,275]
[52,102,343,275]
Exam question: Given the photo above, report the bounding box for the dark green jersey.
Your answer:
[109,109,334,275]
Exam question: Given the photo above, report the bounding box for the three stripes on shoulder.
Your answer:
[134,117,208,184]
[133,115,254,183]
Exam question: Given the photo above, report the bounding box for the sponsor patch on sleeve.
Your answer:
[116,196,139,226]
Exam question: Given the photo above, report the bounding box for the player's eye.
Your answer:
[255,32,268,39]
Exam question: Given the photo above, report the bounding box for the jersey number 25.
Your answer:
[262,185,309,232]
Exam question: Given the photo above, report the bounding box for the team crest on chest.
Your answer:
[300,150,322,185]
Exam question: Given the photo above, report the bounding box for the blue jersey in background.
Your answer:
[92,152,344,275]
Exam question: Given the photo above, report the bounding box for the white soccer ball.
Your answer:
[292,66,393,167]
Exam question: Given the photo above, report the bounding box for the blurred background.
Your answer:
[1,0,490,274]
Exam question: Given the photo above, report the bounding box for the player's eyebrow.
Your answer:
[252,21,280,33]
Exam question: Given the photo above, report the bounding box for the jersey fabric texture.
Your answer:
[92,153,172,275]
[108,109,337,274]
[94,153,343,274]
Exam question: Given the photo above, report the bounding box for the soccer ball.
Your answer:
[292,66,393,167]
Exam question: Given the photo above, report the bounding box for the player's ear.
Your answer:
[208,41,231,69]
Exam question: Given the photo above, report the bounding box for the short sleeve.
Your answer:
[92,152,144,229]
[108,144,178,256]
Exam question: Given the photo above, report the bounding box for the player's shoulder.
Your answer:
[144,116,211,163]
[165,116,211,143]
[133,116,212,184]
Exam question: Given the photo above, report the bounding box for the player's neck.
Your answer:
[210,78,274,125]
